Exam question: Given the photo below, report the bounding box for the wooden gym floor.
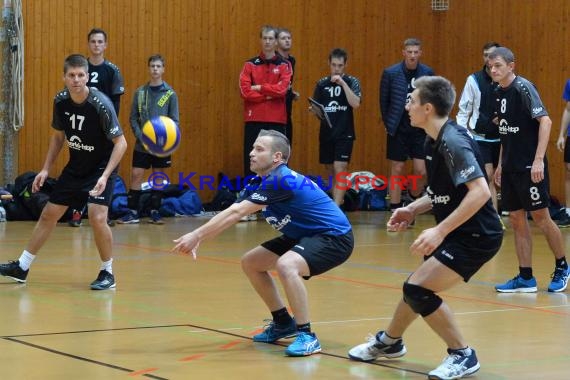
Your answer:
[0,212,569,379]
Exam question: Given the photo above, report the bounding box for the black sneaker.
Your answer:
[556,213,570,228]
[0,260,29,283]
[90,270,116,290]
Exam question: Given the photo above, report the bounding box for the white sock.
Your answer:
[379,331,399,345]
[18,250,36,271]
[100,259,113,274]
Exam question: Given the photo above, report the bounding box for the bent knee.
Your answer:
[403,282,442,317]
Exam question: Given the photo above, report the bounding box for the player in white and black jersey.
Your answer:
[0,54,127,290]
[311,48,361,206]
[349,76,502,379]
[489,47,569,293]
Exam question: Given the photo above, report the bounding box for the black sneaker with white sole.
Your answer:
[90,270,116,290]
[0,260,29,283]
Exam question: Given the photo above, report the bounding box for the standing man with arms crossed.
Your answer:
[276,27,300,147]
[555,79,570,227]
[311,48,361,206]
[457,42,503,220]
[117,54,179,225]
[490,47,570,293]
[0,54,127,289]
[173,129,353,356]
[348,76,503,380]
[69,28,125,227]
[239,25,292,179]
[381,38,433,211]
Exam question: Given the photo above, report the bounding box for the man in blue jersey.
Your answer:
[348,76,503,379]
[173,129,353,357]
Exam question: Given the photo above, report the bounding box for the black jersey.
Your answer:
[52,88,123,178]
[88,60,124,112]
[312,74,361,141]
[425,120,502,237]
[494,76,549,172]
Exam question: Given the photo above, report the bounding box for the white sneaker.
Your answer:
[348,332,407,362]
[428,348,480,379]
[240,213,257,222]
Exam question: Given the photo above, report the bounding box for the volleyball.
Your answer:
[141,116,181,157]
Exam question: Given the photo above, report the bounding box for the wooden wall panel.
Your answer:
[18,0,570,202]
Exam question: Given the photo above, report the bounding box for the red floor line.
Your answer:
[128,368,159,376]
[219,340,241,349]
[179,353,206,362]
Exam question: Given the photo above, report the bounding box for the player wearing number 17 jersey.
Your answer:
[489,47,570,293]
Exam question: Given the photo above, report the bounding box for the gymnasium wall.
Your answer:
[19,0,570,201]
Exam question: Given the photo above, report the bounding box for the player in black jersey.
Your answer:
[489,47,570,293]
[349,76,503,379]
[68,28,126,227]
[311,48,361,206]
[0,54,127,290]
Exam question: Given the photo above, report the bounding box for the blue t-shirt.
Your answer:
[238,164,352,240]
[563,79,570,136]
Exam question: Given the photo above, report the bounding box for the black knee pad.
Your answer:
[403,282,442,317]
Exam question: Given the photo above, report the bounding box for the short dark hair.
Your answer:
[276,27,291,39]
[148,54,165,66]
[87,28,107,42]
[329,48,348,63]
[482,41,500,51]
[414,76,456,117]
[64,54,89,74]
[488,47,515,64]
[404,38,422,48]
[258,129,291,162]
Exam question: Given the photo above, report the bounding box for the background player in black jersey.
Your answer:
[489,47,570,293]
[68,28,125,227]
[276,27,299,147]
[0,54,127,290]
[310,48,361,206]
[348,76,503,379]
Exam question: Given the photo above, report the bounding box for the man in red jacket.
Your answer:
[239,25,292,178]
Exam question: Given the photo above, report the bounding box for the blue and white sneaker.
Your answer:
[348,332,407,361]
[428,348,480,379]
[548,267,570,292]
[285,332,321,356]
[252,319,297,343]
[116,210,139,224]
[495,275,537,293]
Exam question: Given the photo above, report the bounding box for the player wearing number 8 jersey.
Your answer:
[490,47,570,293]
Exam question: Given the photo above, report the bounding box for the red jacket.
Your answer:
[239,52,292,124]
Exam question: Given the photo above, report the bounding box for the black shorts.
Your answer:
[261,231,354,278]
[501,170,550,211]
[386,127,426,161]
[132,149,172,169]
[49,169,114,209]
[319,138,354,164]
[477,140,500,167]
[564,138,570,163]
[430,232,502,282]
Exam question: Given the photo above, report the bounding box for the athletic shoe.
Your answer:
[556,213,570,228]
[428,348,480,379]
[68,209,82,227]
[548,267,570,292]
[495,275,537,293]
[107,218,116,227]
[149,210,165,225]
[90,270,116,290]
[348,332,407,362]
[0,260,28,283]
[252,319,298,343]
[285,332,322,356]
[240,213,258,222]
[116,210,140,224]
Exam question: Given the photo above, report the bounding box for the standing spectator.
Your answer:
[0,54,127,289]
[457,42,502,218]
[276,27,300,147]
[69,28,125,227]
[490,47,570,293]
[239,25,292,179]
[348,76,503,379]
[555,79,570,227]
[310,48,361,206]
[172,129,353,357]
[380,38,433,211]
[117,54,179,225]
